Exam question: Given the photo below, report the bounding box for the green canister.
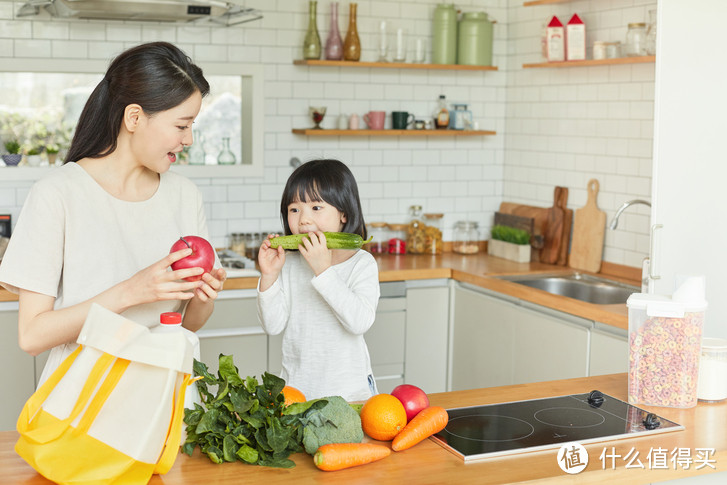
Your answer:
[457,12,493,66]
[432,3,457,65]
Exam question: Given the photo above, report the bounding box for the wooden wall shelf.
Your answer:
[523,56,655,68]
[523,0,569,6]
[293,59,498,71]
[292,129,496,137]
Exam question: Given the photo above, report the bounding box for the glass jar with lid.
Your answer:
[366,222,389,254]
[406,205,425,254]
[422,213,444,254]
[453,221,480,254]
[387,224,407,255]
[625,23,646,57]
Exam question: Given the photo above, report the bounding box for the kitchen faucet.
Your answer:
[609,199,651,230]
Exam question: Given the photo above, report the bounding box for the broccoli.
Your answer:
[299,396,364,455]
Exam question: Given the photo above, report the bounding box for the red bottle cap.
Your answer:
[160,312,182,325]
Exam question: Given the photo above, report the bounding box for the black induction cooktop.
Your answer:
[431,391,683,461]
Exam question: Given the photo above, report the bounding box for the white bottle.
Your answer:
[155,312,202,443]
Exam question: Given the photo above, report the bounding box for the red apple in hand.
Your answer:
[169,235,215,282]
[391,384,430,422]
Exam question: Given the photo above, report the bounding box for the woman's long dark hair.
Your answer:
[64,42,210,163]
[280,159,367,239]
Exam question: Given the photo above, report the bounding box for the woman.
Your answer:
[0,42,226,385]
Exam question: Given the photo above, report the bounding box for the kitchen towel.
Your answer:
[15,304,194,485]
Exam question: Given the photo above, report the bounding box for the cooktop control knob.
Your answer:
[643,413,661,430]
[587,390,604,408]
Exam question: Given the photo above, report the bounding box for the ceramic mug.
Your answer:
[392,111,415,129]
[363,111,386,130]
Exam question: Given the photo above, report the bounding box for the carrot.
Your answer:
[313,443,391,471]
[391,406,449,452]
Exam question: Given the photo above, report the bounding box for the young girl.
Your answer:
[0,42,226,386]
[257,159,380,402]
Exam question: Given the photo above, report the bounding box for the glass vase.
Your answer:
[645,9,657,55]
[324,2,343,60]
[188,130,205,165]
[343,2,360,61]
[217,137,236,165]
[303,1,321,60]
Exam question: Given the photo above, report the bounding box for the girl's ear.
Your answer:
[341,214,347,224]
[123,104,143,133]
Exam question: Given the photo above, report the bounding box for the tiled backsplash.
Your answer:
[0,0,655,268]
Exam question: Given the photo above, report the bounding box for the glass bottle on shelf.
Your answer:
[188,130,205,165]
[453,221,480,254]
[217,137,236,165]
[387,224,407,255]
[645,10,657,55]
[434,95,449,130]
[365,222,389,254]
[625,22,646,57]
[324,1,343,60]
[406,205,425,254]
[422,213,443,254]
[303,0,321,60]
[343,2,361,61]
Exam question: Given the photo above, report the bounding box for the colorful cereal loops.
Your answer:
[628,312,704,408]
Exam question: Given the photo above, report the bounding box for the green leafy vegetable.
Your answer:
[183,355,327,468]
[491,224,530,245]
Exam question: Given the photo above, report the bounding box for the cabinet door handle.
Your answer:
[649,224,663,280]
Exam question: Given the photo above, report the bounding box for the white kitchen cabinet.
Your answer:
[650,1,727,340]
[451,283,591,392]
[589,323,628,376]
[366,282,406,394]
[404,281,450,393]
[451,285,514,391]
[511,301,590,385]
[197,289,267,379]
[0,303,34,432]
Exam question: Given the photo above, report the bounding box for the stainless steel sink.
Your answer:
[496,273,639,305]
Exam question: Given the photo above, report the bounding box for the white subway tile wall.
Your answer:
[0,0,655,267]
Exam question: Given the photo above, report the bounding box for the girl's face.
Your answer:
[131,91,202,172]
[287,195,347,235]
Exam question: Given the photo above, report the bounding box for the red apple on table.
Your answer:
[391,384,430,422]
[169,235,215,282]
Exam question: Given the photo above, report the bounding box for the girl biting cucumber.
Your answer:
[256,159,380,402]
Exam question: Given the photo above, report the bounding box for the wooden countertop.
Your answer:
[0,253,638,330]
[2,373,725,484]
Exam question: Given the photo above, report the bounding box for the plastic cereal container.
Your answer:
[627,277,708,408]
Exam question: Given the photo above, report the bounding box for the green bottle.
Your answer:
[432,3,457,65]
[303,1,321,60]
[457,12,493,66]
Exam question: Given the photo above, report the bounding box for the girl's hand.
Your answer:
[299,231,332,276]
[258,234,285,292]
[125,248,204,305]
[193,267,227,303]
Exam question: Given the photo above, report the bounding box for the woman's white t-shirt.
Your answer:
[0,162,212,385]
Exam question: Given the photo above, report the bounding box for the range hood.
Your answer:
[17,0,263,26]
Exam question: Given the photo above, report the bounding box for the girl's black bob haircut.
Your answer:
[280,159,367,239]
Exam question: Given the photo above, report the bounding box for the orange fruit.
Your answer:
[360,393,407,441]
[282,385,306,406]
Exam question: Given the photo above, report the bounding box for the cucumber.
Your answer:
[270,232,373,250]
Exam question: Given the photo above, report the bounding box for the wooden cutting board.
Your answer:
[540,187,565,264]
[498,202,549,238]
[569,179,606,273]
[557,187,573,266]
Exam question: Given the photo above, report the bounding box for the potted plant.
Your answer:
[2,140,22,166]
[45,143,60,166]
[487,224,532,263]
[25,145,43,167]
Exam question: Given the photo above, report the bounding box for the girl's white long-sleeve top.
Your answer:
[256,250,380,402]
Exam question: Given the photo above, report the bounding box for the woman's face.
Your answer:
[131,91,202,172]
[287,195,347,235]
